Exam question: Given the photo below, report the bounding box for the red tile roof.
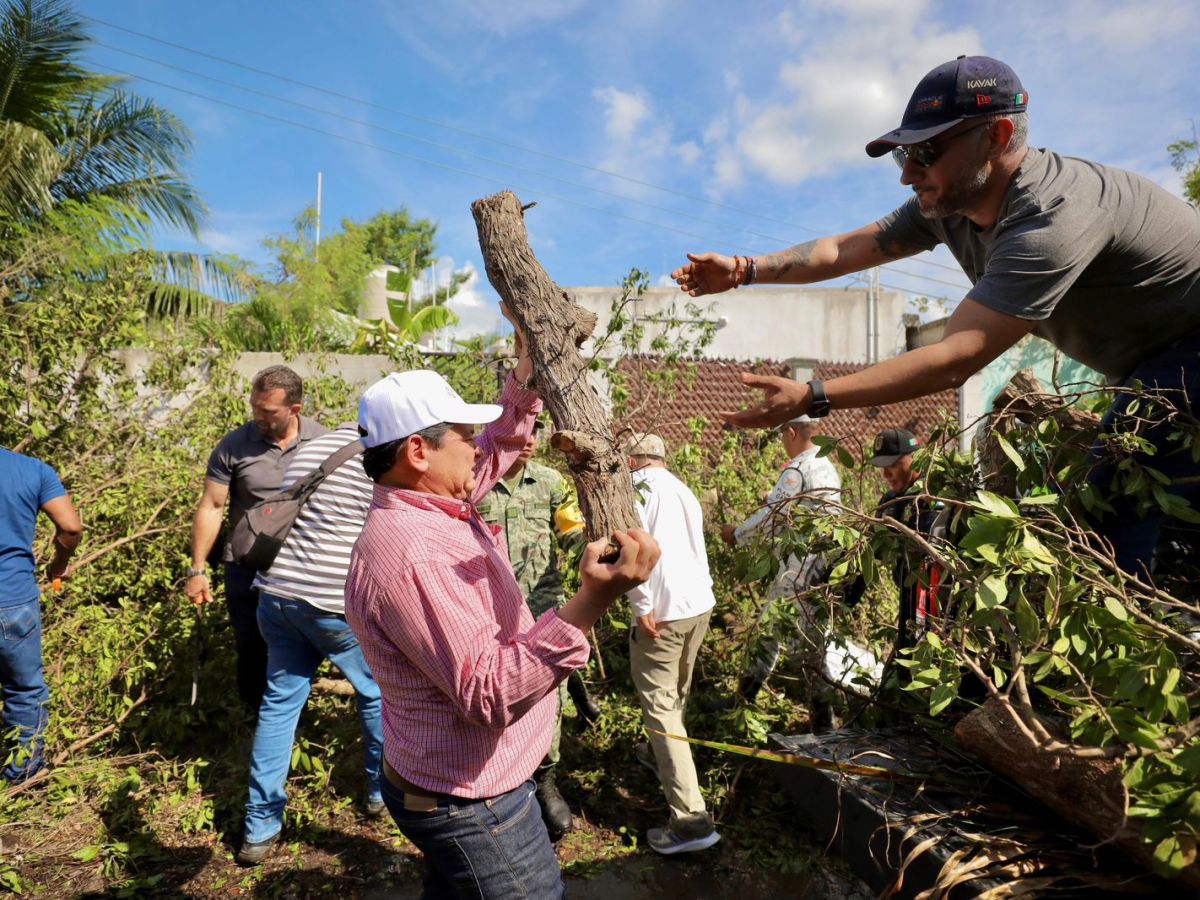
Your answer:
[613,356,958,458]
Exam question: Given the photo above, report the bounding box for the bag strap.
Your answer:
[282,436,364,504]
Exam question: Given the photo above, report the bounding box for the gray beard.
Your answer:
[919,165,990,219]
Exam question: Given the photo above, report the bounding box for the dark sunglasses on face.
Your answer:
[891,120,992,169]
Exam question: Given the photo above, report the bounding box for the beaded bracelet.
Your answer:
[744,256,757,286]
[732,255,744,288]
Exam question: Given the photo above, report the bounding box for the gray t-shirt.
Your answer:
[875,147,1200,378]
[205,416,328,560]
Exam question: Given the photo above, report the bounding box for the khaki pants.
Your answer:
[629,610,711,822]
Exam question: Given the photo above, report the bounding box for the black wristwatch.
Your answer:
[806,379,831,418]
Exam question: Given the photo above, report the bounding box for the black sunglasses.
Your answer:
[891,120,992,169]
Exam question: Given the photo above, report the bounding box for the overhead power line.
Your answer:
[81,12,972,286]
[98,60,972,298]
[90,41,972,295]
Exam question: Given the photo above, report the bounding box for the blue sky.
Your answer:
[78,0,1200,336]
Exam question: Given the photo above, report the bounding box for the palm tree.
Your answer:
[0,0,204,231]
[0,0,250,314]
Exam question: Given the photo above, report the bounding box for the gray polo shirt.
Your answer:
[875,147,1200,379]
[205,416,328,561]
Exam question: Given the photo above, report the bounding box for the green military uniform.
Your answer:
[478,460,581,763]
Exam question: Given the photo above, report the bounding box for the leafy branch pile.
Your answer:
[731,371,1200,886]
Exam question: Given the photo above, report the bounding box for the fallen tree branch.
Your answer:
[472,191,640,543]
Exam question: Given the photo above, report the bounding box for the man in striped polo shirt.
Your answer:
[236,423,383,866]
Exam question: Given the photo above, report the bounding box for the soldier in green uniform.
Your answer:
[477,418,599,838]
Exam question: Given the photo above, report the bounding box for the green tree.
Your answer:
[0,0,203,232]
[1169,137,1200,205]
[215,206,462,353]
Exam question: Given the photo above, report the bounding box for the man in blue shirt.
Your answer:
[0,448,82,783]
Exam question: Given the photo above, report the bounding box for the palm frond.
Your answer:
[0,0,109,127]
[49,92,204,235]
[146,250,258,306]
[0,118,58,217]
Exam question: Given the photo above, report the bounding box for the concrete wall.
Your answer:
[232,352,396,390]
[568,286,907,364]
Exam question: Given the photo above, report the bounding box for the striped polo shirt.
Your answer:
[253,425,371,614]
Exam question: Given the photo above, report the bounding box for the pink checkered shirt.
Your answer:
[344,375,590,799]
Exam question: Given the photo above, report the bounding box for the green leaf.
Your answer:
[1176,745,1200,776]
[929,682,958,716]
[1014,592,1041,642]
[1152,834,1196,874]
[974,491,1019,518]
[1165,692,1189,723]
[975,573,1008,610]
[1103,596,1129,621]
[996,434,1026,471]
[1018,493,1060,506]
[73,846,101,862]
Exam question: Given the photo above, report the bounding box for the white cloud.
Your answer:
[1066,0,1197,49]
[411,258,504,340]
[590,84,704,191]
[703,1,981,189]
[594,86,651,141]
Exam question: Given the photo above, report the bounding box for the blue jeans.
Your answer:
[243,593,383,844]
[1088,330,1200,576]
[382,776,565,899]
[0,597,49,783]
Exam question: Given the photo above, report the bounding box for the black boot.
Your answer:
[736,673,765,705]
[535,763,573,840]
[567,672,601,727]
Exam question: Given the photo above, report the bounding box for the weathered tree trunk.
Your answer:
[472,191,640,543]
[956,698,1200,891]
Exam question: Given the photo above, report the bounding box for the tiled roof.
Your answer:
[613,356,958,458]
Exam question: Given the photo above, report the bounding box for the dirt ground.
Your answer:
[12,790,872,899]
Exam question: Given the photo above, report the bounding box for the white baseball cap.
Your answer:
[358,370,502,448]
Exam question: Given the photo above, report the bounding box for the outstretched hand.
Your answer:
[720,373,810,429]
[671,252,740,297]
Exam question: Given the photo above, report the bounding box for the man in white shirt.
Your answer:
[626,434,720,855]
[720,415,844,706]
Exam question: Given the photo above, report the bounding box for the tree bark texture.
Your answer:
[955,698,1200,890]
[472,191,641,543]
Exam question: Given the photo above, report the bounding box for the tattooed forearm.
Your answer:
[760,240,818,281]
[873,228,918,261]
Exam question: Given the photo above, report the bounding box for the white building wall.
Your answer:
[569,286,907,364]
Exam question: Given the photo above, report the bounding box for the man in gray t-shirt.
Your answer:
[184,365,327,715]
[672,55,1200,577]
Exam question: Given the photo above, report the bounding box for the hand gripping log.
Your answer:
[472,191,641,549]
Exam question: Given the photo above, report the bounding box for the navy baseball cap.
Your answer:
[867,428,921,467]
[865,56,1028,157]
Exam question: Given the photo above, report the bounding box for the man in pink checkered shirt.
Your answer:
[345,320,659,899]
